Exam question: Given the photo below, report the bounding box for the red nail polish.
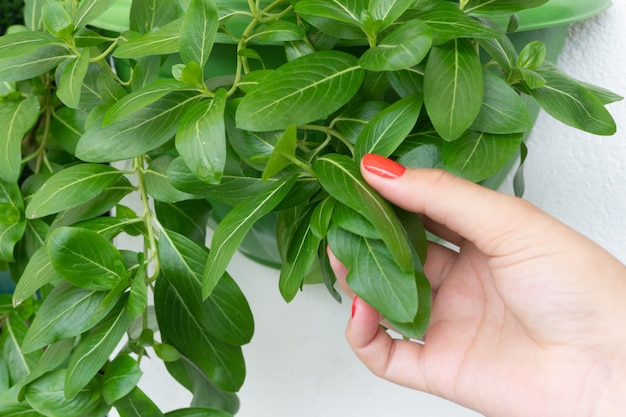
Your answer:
[351,297,358,318]
[362,154,406,179]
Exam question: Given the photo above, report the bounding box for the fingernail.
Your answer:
[351,297,359,318]
[362,154,406,179]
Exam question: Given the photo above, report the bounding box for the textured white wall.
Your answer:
[122,3,626,416]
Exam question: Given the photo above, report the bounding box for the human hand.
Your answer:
[329,154,626,417]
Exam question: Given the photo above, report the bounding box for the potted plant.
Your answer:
[0,0,621,416]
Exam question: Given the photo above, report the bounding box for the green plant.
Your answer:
[0,0,621,415]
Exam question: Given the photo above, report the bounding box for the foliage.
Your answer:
[0,0,621,415]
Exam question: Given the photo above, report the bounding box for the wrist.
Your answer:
[587,350,626,417]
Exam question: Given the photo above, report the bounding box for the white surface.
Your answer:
[116,4,626,416]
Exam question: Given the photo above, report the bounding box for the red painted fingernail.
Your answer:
[362,154,406,179]
[351,297,359,318]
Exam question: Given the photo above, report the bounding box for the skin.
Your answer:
[329,161,626,417]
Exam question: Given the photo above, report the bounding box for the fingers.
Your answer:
[360,154,546,257]
[347,296,426,391]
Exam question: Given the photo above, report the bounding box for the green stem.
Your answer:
[134,156,161,281]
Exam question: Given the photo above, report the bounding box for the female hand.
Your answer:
[330,154,626,417]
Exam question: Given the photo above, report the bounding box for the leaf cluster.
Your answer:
[0,0,621,415]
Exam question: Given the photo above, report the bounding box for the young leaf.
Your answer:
[25,164,124,219]
[102,355,143,405]
[312,154,413,272]
[327,226,418,323]
[24,369,102,417]
[517,41,547,70]
[262,125,297,181]
[47,227,127,291]
[359,20,432,71]
[176,89,227,184]
[203,175,297,298]
[57,50,90,109]
[0,96,40,183]
[528,65,617,136]
[442,131,522,182]
[471,70,532,134]
[65,297,132,399]
[180,0,219,67]
[42,0,72,36]
[236,51,365,131]
[21,281,110,353]
[424,38,484,141]
[354,93,423,160]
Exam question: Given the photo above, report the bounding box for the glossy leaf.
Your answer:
[25,164,124,219]
[236,51,365,131]
[471,70,532,134]
[41,0,72,36]
[354,94,423,160]
[74,0,118,30]
[76,92,198,162]
[248,21,306,43]
[424,38,483,141]
[385,269,431,339]
[113,387,163,417]
[368,0,414,30]
[57,50,90,109]
[262,125,297,181]
[176,89,227,184]
[180,0,218,67]
[528,65,617,136]
[0,179,26,263]
[24,369,102,417]
[165,408,233,417]
[65,297,132,399]
[0,313,42,384]
[47,227,127,290]
[146,156,202,203]
[0,97,40,183]
[21,281,110,353]
[442,131,522,182]
[464,0,549,15]
[129,0,178,34]
[312,154,413,272]
[13,246,63,305]
[155,276,246,392]
[0,45,72,82]
[333,101,390,144]
[154,199,212,245]
[310,197,336,239]
[102,355,143,405]
[332,203,379,240]
[327,226,417,323]
[359,20,432,71]
[114,19,182,59]
[0,31,60,58]
[295,0,365,27]
[158,228,254,346]
[203,175,297,298]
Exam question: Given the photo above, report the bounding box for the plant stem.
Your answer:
[134,156,161,282]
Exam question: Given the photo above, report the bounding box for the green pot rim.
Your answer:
[89,0,613,34]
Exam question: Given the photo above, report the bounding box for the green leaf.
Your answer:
[528,64,617,136]
[0,313,42,384]
[49,107,87,155]
[310,197,336,239]
[114,19,182,59]
[442,131,522,182]
[295,0,365,28]
[76,92,198,162]
[332,203,379,240]
[21,281,110,353]
[154,199,212,245]
[130,0,179,34]
[368,0,414,30]
[158,228,254,346]
[0,97,39,183]
[180,0,219,67]
[279,208,322,302]
[385,270,431,339]
[416,2,501,45]
[102,355,143,405]
[13,247,63,305]
[333,101,390,144]
[471,70,532,134]
[155,276,247,392]
[359,20,432,71]
[47,227,127,291]
[464,0,549,15]
[327,226,417,323]
[165,408,233,417]
[354,93,423,160]
[114,387,163,417]
[0,179,26,263]
[24,369,102,417]
[262,125,297,181]
[103,79,184,126]
[57,50,90,109]
[312,154,413,272]
[236,51,365,131]
[42,0,72,36]
[248,21,306,43]
[74,0,118,30]
[517,41,546,70]
[15,339,75,398]
[424,38,484,141]
[176,89,227,184]
[0,31,60,58]
[65,297,132,399]
[146,155,201,203]
[203,175,297,298]
[25,164,124,219]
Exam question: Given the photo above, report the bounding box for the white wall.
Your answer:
[127,3,626,416]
